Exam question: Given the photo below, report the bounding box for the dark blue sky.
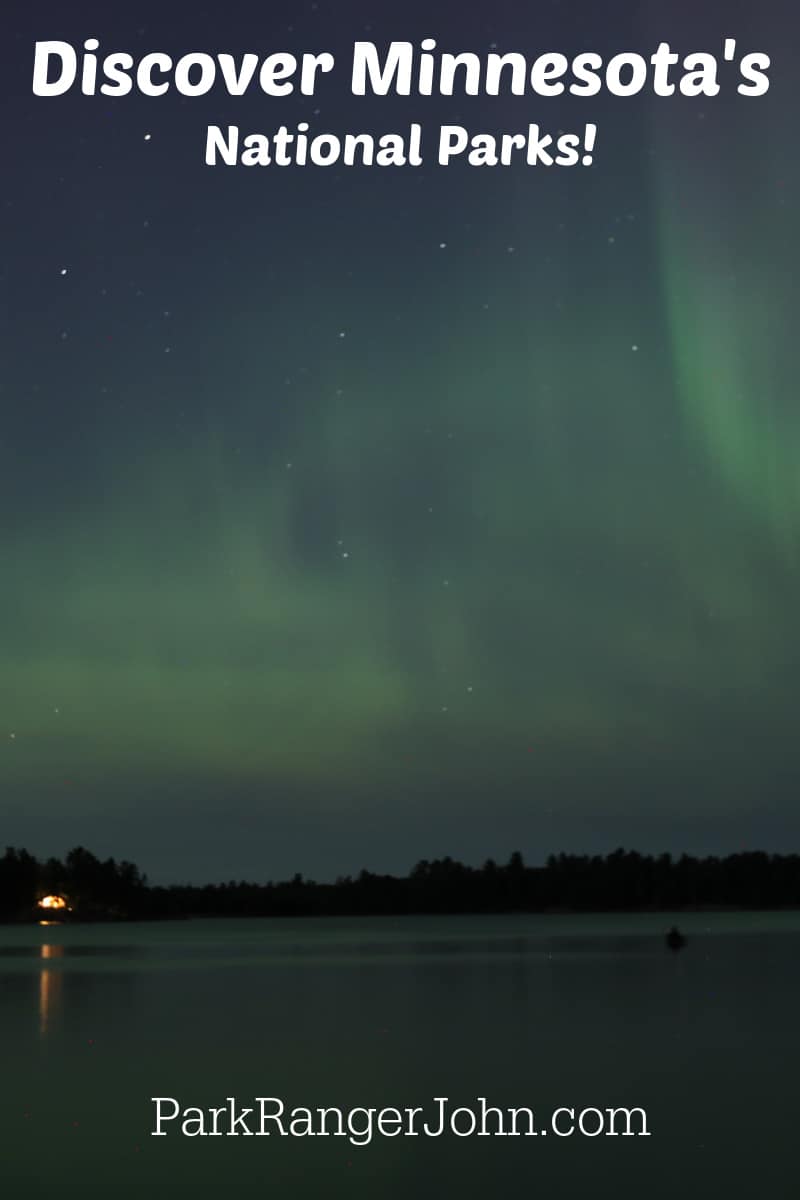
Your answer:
[1,1,798,881]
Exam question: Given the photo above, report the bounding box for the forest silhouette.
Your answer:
[3,844,800,921]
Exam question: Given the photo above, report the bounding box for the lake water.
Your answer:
[0,912,796,1198]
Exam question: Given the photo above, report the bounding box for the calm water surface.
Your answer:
[0,912,796,1198]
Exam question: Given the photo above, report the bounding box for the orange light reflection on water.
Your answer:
[39,943,64,1037]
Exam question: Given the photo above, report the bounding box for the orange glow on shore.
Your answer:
[38,895,67,910]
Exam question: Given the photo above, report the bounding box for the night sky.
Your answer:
[1,0,798,882]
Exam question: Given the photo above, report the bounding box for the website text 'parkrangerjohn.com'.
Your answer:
[151,1096,651,1147]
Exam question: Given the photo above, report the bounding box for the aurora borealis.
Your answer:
[1,0,797,880]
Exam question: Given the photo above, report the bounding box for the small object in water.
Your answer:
[665,925,687,952]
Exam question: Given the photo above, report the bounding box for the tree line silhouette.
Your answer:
[3,844,800,921]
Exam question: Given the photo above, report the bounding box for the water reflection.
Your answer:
[39,943,63,1038]
[0,942,142,959]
